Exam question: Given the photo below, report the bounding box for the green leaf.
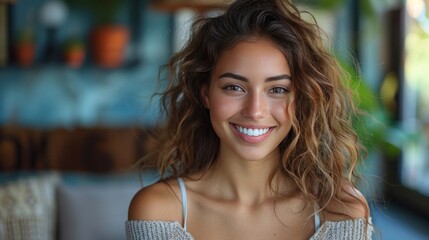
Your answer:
[296,0,344,9]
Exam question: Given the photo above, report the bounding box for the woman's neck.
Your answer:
[202,147,289,206]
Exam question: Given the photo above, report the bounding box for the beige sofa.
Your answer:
[0,171,159,240]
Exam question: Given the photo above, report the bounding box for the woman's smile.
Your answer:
[230,123,275,144]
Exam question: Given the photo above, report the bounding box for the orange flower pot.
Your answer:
[90,25,129,68]
[15,42,35,67]
[64,48,85,68]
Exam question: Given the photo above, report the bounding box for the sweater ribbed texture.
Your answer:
[310,218,373,239]
[125,218,373,240]
[126,221,194,240]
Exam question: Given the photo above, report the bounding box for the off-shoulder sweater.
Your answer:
[125,179,373,240]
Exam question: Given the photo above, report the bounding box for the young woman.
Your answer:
[126,0,374,239]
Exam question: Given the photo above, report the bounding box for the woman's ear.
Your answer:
[200,85,210,109]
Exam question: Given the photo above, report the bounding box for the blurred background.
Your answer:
[0,0,428,239]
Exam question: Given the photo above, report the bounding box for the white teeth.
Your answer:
[236,125,269,137]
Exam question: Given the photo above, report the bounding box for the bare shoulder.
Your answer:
[128,179,183,222]
[323,181,370,222]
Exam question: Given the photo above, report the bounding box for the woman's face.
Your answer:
[203,37,294,162]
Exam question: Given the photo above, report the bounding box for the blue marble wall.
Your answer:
[0,0,171,129]
[0,64,165,128]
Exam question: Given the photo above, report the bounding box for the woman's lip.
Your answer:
[231,123,274,129]
[230,123,274,144]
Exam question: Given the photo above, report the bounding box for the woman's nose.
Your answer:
[242,92,268,119]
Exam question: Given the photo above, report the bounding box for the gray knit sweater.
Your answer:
[125,218,373,240]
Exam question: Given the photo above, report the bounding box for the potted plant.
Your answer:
[65,0,129,68]
[88,0,129,68]
[14,29,36,67]
[62,38,86,68]
[90,25,129,68]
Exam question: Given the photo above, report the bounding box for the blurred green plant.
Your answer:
[341,61,413,158]
[62,37,85,52]
[15,28,34,44]
[65,0,125,25]
[297,0,344,10]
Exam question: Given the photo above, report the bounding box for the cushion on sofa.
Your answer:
[0,173,60,240]
[57,173,143,240]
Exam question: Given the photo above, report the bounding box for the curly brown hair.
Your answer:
[139,0,368,219]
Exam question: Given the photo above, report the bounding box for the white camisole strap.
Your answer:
[314,206,321,231]
[177,178,188,231]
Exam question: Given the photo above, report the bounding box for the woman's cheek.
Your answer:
[271,100,290,123]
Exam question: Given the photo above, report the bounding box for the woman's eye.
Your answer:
[269,87,288,94]
[223,85,245,92]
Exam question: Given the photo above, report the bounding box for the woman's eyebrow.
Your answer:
[266,74,292,81]
[218,73,247,81]
[219,72,292,82]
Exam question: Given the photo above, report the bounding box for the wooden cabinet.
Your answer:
[0,127,150,172]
